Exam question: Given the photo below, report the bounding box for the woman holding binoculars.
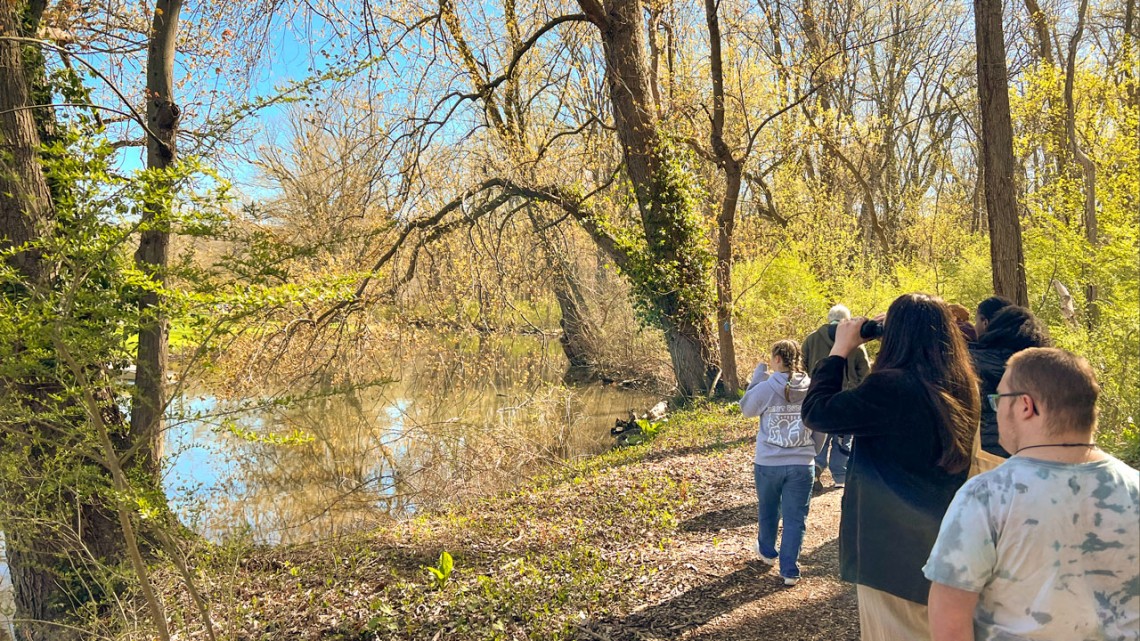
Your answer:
[802,293,980,641]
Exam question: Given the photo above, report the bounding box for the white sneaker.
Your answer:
[783,576,800,586]
[752,541,777,565]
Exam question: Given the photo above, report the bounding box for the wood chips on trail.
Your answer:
[577,431,858,641]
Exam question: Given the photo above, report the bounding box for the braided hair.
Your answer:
[770,339,803,373]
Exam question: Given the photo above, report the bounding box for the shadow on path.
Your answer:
[684,585,859,641]
[679,503,755,533]
[579,539,853,640]
[627,436,753,468]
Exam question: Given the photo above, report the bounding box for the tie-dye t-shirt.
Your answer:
[923,456,1140,641]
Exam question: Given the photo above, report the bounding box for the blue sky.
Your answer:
[100,6,358,193]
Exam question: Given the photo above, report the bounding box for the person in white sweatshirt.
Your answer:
[741,339,821,586]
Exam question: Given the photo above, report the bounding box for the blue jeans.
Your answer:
[754,463,814,579]
[813,434,851,484]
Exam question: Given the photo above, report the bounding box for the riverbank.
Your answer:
[131,403,856,640]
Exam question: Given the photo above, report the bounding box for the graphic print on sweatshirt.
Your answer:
[765,403,813,448]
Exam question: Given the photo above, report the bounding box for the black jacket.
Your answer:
[968,344,1016,457]
[802,356,966,605]
[968,308,1050,458]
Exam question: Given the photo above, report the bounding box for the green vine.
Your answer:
[607,135,715,332]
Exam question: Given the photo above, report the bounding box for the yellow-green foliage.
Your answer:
[728,53,1137,460]
[1012,60,1140,462]
[732,235,994,369]
[733,253,828,360]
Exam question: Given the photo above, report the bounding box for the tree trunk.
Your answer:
[554,286,595,370]
[1023,0,1055,66]
[800,0,841,194]
[579,0,720,396]
[714,172,741,394]
[974,0,1029,306]
[1020,0,1069,206]
[452,0,720,395]
[18,0,55,147]
[662,316,720,397]
[439,4,604,379]
[645,7,664,118]
[5,549,58,641]
[7,468,124,641]
[0,3,52,285]
[705,0,740,394]
[1126,0,1138,107]
[130,0,183,477]
[526,209,599,374]
[2,2,175,636]
[1064,0,1099,325]
[1,6,77,639]
[971,159,985,234]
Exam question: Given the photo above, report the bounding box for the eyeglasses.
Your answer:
[987,392,1039,415]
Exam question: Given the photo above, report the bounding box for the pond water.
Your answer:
[161,331,662,544]
[0,332,662,632]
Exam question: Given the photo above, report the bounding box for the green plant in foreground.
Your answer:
[635,417,663,437]
[618,418,667,446]
[424,551,455,589]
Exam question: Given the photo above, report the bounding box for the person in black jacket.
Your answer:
[968,305,1051,457]
[973,295,1013,338]
[801,293,980,641]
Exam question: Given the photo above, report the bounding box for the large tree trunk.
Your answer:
[554,284,596,372]
[526,209,600,374]
[5,549,58,641]
[0,3,51,284]
[578,0,720,397]
[974,0,1029,306]
[5,476,124,641]
[130,0,182,477]
[1,6,77,639]
[2,3,175,636]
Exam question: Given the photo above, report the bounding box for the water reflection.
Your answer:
[164,333,659,544]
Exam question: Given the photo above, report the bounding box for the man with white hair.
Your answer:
[801,304,871,489]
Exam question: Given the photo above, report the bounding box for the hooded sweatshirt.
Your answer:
[741,365,819,466]
[968,306,1051,457]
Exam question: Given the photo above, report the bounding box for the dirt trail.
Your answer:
[580,447,859,641]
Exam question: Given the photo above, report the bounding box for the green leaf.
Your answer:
[439,551,454,577]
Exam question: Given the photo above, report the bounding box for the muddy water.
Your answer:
[163,332,662,544]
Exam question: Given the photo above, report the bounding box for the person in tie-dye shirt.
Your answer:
[924,348,1140,641]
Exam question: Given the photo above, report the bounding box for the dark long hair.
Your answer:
[873,294,981,473]
[975,305,1051,351]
